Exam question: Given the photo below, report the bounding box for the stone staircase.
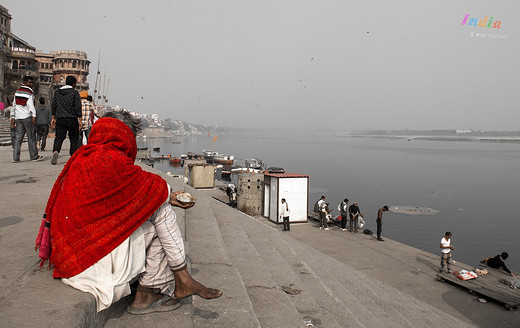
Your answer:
[0,117,13,146]
[105,185,476,328]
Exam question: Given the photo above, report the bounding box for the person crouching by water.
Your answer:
[35,111,222,315]
[226,184,237,208]
[348,201,360,233]
[480,252,516,277]
[440,231,455,273]
[280,198,290,231]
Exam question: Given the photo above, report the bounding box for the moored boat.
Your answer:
[213,154,234,165]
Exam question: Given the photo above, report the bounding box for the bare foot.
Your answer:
[174,280,222,299]
[173,268,222,300]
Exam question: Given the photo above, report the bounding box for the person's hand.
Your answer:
[50,118,56,129]
[78,120,82,130]
[169,190,195,209]
[450,246,455,250]
[32,117,37,125]
[10,118,15,127]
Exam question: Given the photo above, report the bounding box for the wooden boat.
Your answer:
[169,157,181,165]
[213,154,234,165]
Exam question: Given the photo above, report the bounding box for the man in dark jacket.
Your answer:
[51,75,82,164]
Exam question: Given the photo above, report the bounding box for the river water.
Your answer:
[138,132,520,273]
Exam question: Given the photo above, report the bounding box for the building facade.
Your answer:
[51,50,90,92]
[4,33,38,105]
[35,51,54,101]
[1,5,90,107]
[0,5,12,106]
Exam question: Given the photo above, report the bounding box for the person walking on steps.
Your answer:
[10,76,44,162]
[51,75,82,165]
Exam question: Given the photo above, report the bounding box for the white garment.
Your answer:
[441,237,451,254]
[318,199,327,213]
[62,186,184,312]
[280,202,290,217]
[11,90,36,120]
[62,226,146,312]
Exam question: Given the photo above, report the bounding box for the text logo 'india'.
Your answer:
[461,15,502,29]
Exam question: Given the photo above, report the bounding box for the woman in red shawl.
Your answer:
[36,111,221,314]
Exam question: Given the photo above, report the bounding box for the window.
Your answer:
[45,63,49,69]
[72,61,76,68]
[41,62,44,69]
[12,60,18,69]
[50,63,53,69]
[19,61,25,69]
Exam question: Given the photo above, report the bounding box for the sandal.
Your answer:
[126,295,181,315]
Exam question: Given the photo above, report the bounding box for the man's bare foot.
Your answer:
[174,280,222,299]
[173,268,222,300]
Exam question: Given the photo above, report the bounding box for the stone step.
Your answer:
[211,202,313,327]
[104,182,194,328]
[184,187,261,327]
[281,235,475,328]
[284,237,428,328]
[211,201,345,328]
[227,208,382,328]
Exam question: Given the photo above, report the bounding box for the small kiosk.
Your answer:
[263,173,309,224]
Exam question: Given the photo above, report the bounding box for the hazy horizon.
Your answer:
[3,1,518,131]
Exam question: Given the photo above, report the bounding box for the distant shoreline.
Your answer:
[348,134,520,144]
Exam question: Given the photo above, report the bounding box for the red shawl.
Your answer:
[35,117,168,278]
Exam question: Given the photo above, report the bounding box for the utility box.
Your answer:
[187,163,215,188]
[263,173,309,223]
[237,172,264,215]
[183,159,206,178]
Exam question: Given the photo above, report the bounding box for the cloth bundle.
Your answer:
[35,117,169,278]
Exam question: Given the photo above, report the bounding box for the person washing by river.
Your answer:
[348,201,360,233]
[35,111,221,314]
[481,252,516,277]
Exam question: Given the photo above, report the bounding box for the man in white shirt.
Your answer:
[317,196,329,230]
[10,76,44,162]
[440,231,455,273]
[280,198,290,231]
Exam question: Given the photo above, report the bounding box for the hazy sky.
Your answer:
[3,0,519,130]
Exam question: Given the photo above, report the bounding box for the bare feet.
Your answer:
[173,268,223,300]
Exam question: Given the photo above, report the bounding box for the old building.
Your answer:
[1,5,90,107]
[4,33,38,105]
[35,51,54,101]
[0,5,12,107]
[51,50,90,92]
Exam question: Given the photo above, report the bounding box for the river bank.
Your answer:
[139,133,520,273]
[0,139,517,327]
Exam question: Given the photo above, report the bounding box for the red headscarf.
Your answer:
[35,117,168,278]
